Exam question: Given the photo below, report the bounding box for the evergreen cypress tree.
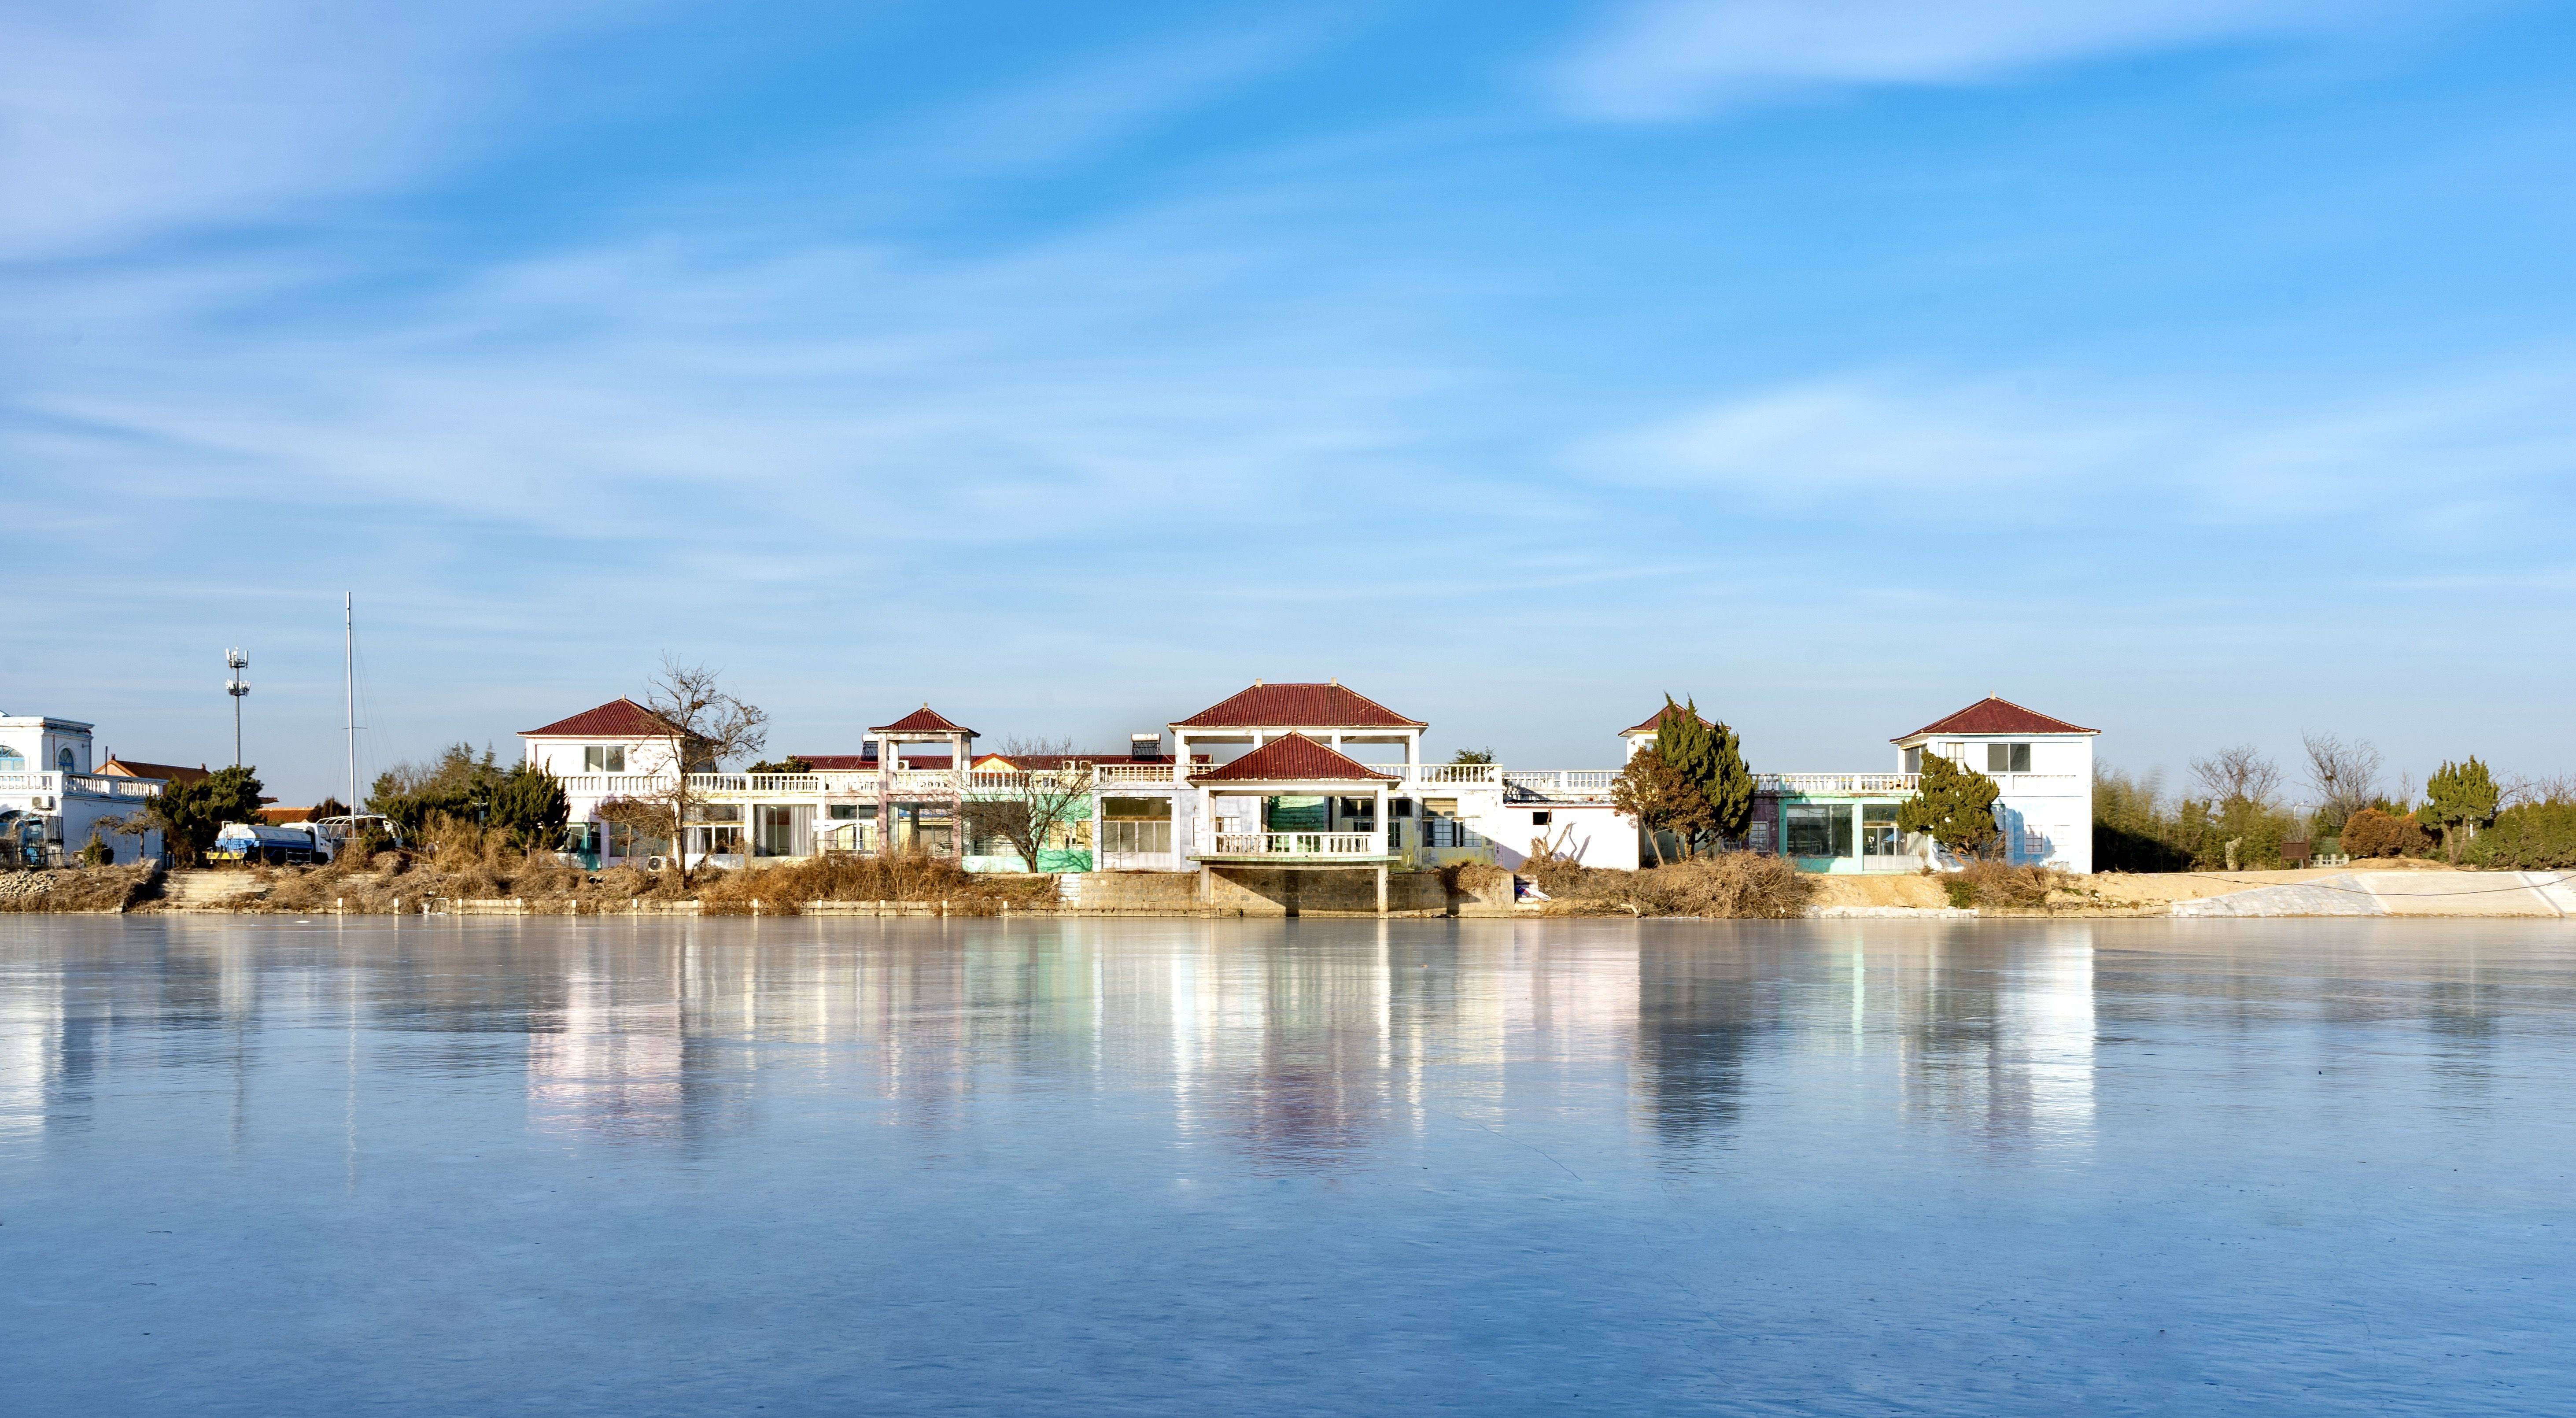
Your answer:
[2421,757,2498,864]
[1654,698,1713,858]
[1652,696,1760,851]
[1705,718,1756,843]
[1897,752,2000,859]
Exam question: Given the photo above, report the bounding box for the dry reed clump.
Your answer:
[1538,854,1817,919]
[0,864,164,912]
[696,853,1055,916]
[1953,861,2082,912]
[1435,860,1513,899]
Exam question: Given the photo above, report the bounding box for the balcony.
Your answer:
[0,772,162,801]
[1192,830,1393,862]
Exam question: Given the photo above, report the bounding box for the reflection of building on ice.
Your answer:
[1998,929,2096,1145]
[1881,926,2096,1150]
[528,964,686,1140]
[0,969,65,1145]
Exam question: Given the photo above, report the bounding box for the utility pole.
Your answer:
[225,648,251,768]
[344,594,358,816]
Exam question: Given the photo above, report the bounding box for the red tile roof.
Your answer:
[797,754,953,771]
[975,752,1203,770]
[1621,706,1713,736]
[1895,697,2098,741]
[98,757,210,785]
[1190,734,1399,784]
[521,698,683,739]
[1173,683,1422,729]
[870,705,975,736]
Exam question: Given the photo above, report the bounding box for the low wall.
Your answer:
[1068,868,1455,917]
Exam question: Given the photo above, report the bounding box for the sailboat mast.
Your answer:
[344,592,357,816]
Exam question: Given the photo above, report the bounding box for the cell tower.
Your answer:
[225,647,251,768]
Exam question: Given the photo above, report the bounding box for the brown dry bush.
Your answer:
[2339,807,2433,861]
[1956,861,2077,912]
[1538,853,1816,919]
[0,864,163,912]
[1435,860,1513,898]
[695,853,1054,915]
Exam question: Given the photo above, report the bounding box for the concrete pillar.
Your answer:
[1375,865,1387,916]
[1197,865,1212,906]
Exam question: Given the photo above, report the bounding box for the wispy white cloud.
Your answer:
[0,0,641,259]
[1572,367,2576,534]
[1550,0,2412,121]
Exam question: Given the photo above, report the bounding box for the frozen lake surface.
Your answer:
[4,916,2572,1415]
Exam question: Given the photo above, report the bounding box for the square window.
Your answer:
[1986,743,2031,773]
[584,746,626,773]
[1532,811,1552,826]
[1783,804,1854,857]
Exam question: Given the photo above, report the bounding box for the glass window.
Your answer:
[1532,810,1552,826]
[1861,804,1902,857]
[584,746,626,773]
[57,748,76,772]
[606,823,668,858]
[1986,743,2030,773]
[1103,797,1172,821]
[0,747,22,772]
[1783,803,1853,857]
[827,803,859,820]
[1902,746,1922,772]
[1336,797,1377,819]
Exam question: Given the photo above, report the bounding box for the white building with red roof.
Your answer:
[516,682,2097,887]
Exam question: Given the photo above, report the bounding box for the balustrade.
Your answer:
[1198,831,1384,858]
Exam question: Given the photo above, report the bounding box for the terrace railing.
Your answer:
[1199,831,1386,858]
[1501,770,1619,803]
[0,772,162,799]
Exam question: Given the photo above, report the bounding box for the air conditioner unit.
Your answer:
[646,855,668,871]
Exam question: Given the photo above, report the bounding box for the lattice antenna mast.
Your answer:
[225,648,251,768]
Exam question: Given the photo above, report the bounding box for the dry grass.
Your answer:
[0,864,164,912]
[696,854,1053,915]
[1954,861,2089,912]
[1535,853,1818,919]
[231,848,1052,915]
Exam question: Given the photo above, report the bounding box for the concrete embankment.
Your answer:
[11,863,2567,921]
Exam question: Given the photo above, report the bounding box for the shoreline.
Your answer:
[6,864,2568,921]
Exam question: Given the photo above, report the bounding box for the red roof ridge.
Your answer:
[870,705,976,736]
[1620,705,1715,736]
[1173,683,1423,729]
[520,697,683,739]
[1190,733,1399,784]
[1894,696,2098,741]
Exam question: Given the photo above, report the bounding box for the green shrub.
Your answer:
[2466,803,2576,871]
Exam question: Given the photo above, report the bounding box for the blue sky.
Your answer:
[5,0,2572,801]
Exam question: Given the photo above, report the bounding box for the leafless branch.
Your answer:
[2190,745,2283,809]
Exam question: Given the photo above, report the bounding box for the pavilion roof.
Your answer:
[1190,733,1399,784]
[1173,682,1422,730]
[870,705,976,736]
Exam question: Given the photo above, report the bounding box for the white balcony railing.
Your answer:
[1762,772,1920,795]
[1094,763,1181,784]
[1502,769,1619,802]
[1198,831,1386,858]
[0,772,162,799]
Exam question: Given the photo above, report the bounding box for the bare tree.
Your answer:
[635,656,768,888]
[2500,772,2576,810]
[2190,745,2282,808]
[2299,732,2382,826]
[960,737,1096,874]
